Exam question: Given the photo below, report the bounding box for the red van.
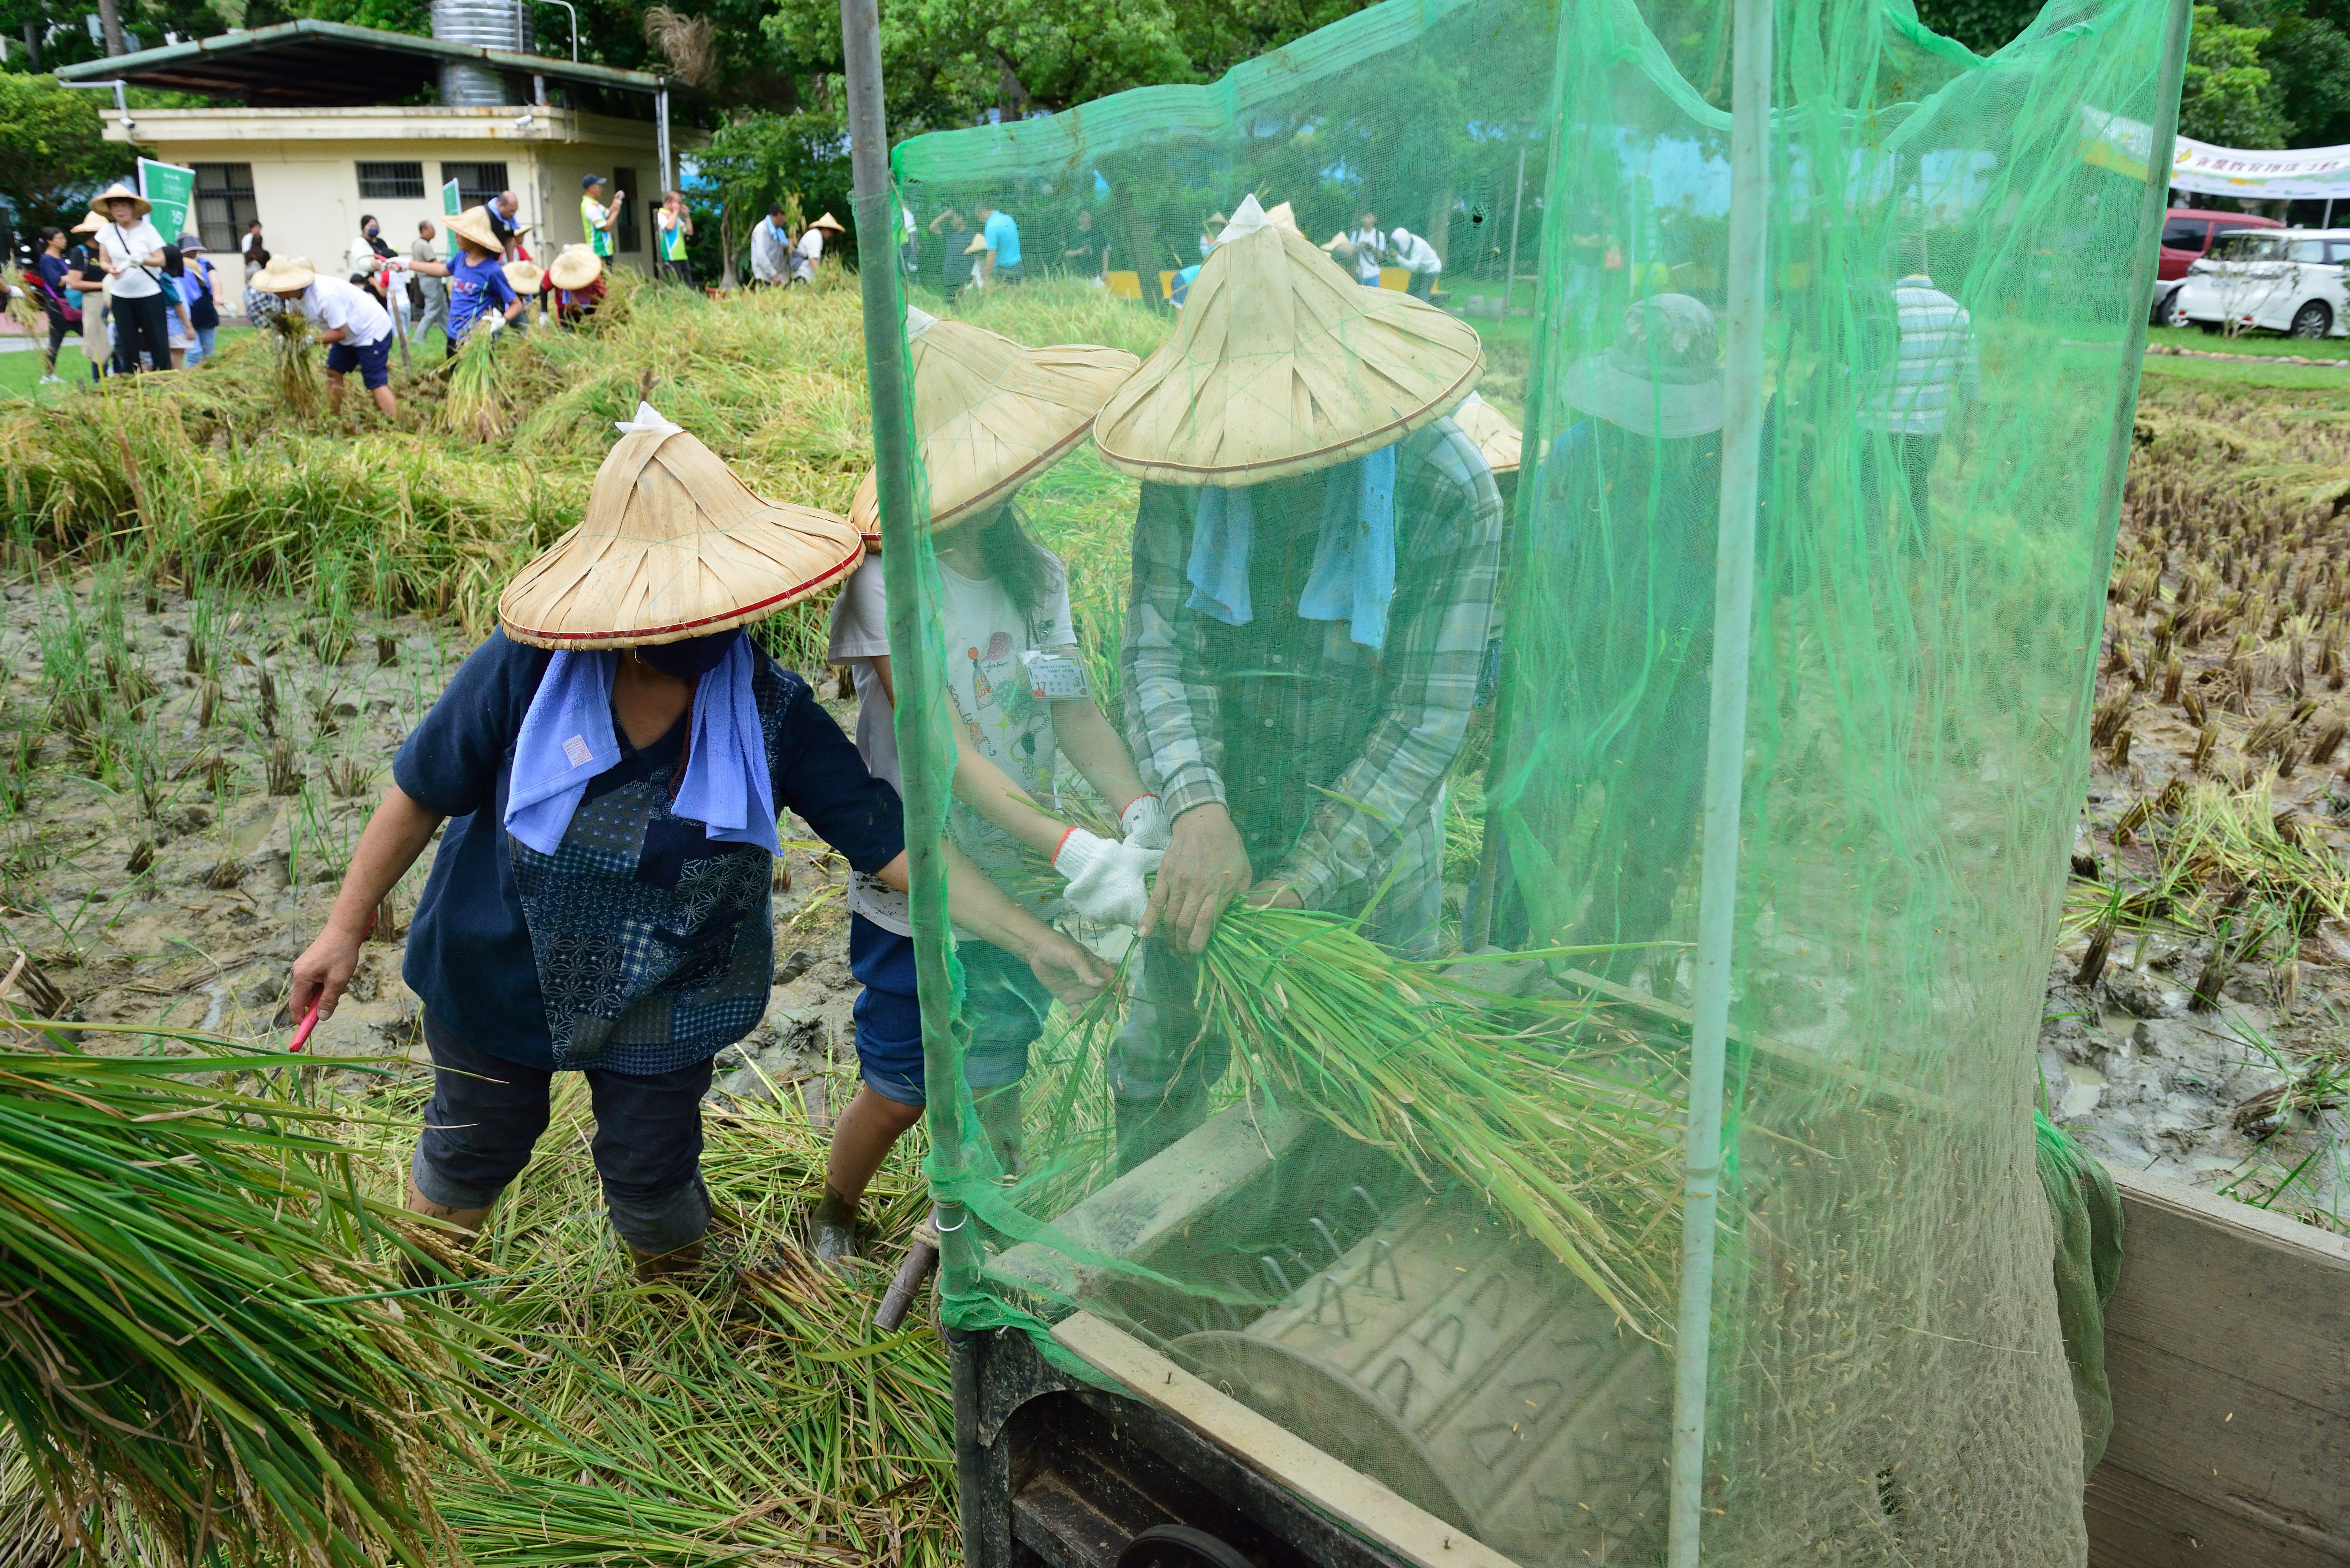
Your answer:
[2153,207,2284,322]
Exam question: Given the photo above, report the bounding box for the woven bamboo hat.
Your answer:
[503,260,545,294]
[963,232,989,256]
[500,403,864,648]
[251,255,319,292]
[445,205,504,255]
[70,211,104,234]
[1095,195,1482,486]
[93,182,151,219]
[809,212,847,235]
[847,307,1138,543]
[547,245,603,290]
[1449,392,1522,476]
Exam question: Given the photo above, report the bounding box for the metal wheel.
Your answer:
[1115,1525,1257,1568]
[2157,289,2189,328]
[2289,300,2333,339]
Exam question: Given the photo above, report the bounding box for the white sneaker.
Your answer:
[38,374,63,384]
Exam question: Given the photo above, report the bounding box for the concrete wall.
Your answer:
[101,105,686,304]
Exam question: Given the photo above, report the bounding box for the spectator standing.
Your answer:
[1858,261,1976,547]
[348,215,395,308]
[582,176,623,260]
[241,219,265,261]
[656,191,695,285]
[91,182,171,376]
[31,228,80,383]
[243,246,285,326]
[972,199,1022,286]
[899,206,918,278]
[1058,207,1105,279]
[252,254,400,418]
[177,234,221,365]
[749,203,789,288]
[1388,225,1443,300]
[409,219,448,347]
[492,191,527,260]
[159,245,199,368]
[929,208,975,290]
[1346,209,1387,285]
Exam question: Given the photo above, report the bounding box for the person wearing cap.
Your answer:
[582,175,624,260]
[91,182,170,376]
[409,220,449,347]
[818,310,1151,1263]
[1091,195,1502,1169]
[971,199,1021,286]
[405,206,524,354]
[656,191,695,286]
[790,211,844,286]
[284,406,1107,1280]
[176,233,221,366]
[548,244,606,325]
[254,255,400,417]
[1388,225,1443,300]
[1522,293,1737,965]
[750,203,789,289]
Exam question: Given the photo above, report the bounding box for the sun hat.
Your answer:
[500,403,864,649]
[1561,293,1724,439]
[503,260,545,294]
[92,182,152,219]
[547,245,603,290]
[846,307,1140,544]
[70,212,104,235]
[250,255,319,292]
[176,232,207,254]
[808,212,847,235]
[1095,195,1483,486]
[964,232,989,255]
[445,205,505,256]
[1447,391,1522,476]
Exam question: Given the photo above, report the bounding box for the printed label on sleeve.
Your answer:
[1022,651,1091,700]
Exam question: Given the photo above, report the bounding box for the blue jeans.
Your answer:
[183,325,218,366]
[849,914,1048,1106]
[409,1011,713,1253]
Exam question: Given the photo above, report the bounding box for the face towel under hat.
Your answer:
[1185,444,1399,650]
[504,633,778,857]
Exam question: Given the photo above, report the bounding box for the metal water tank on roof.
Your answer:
[432,0,531,107]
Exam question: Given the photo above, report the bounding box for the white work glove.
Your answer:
[1054,829,1164,929]
[1120,794,1172,851]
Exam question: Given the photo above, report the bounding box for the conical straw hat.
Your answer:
[251,255,318,291]
[1449,392,1522,476]
[500,403,864,649]
[1095,195,1482,486]
[547,245,603,289]
[809,212,847,235]
[70,211,104,234]
[92,181,152,219]
[503,260,544,294]
[849,309,1139,542]
[445,205,504,255]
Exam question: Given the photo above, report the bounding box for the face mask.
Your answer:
[634,629,741,680]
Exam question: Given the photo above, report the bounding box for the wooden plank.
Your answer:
[1053,1312,1517,1568]
[2087,1161,2350,1568]
[989,1104,1308,1302]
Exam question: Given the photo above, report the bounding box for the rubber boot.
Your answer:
[405,1178,490,1238]
[810,1185,860,1271]
[627,1239,706,1283]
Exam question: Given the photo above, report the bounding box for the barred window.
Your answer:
[440,162,510,210]
[356,161,426,200]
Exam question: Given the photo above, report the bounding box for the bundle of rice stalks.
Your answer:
[444,325,510,442]
[1192,905,1685,1336]
[264,306,322,418]
[0,1041,486,1568]
[2,268,41,334]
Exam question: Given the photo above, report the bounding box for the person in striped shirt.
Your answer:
[1859,262,1978,547]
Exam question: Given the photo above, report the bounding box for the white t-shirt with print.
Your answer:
[824,550,1079,933]
[99,219,167,299]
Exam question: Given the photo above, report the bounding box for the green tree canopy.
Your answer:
[0,71,130,231]
[2178,3,2289,148]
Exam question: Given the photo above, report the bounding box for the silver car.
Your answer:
[2171,229,2350,339]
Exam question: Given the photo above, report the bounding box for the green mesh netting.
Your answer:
[865,0,2184,1556]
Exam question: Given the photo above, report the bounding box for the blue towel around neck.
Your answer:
[504,638,779,856]
[1186,445,1399,649]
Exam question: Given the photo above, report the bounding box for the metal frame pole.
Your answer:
[1664,0,1770,1554]
[1505,142,1528,314]
[656,87,673,204]
[840,0,971,1287]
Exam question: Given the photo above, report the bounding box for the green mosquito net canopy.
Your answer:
[869,0,2183,1555]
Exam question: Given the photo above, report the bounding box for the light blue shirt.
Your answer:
[982,209,1020,268]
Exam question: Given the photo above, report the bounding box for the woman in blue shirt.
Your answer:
[286,406,1105,1279]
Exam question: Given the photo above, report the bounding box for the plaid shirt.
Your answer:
[1120,418,1502,944]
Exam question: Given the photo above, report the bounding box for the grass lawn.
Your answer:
[2146,322,2350,359]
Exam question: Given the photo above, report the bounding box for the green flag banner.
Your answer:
[137,158,196,244]
[444,178,464,260]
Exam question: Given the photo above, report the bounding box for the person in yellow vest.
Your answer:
[582,174,624,260]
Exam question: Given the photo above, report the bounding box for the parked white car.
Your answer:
[2171,229,2350,339]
